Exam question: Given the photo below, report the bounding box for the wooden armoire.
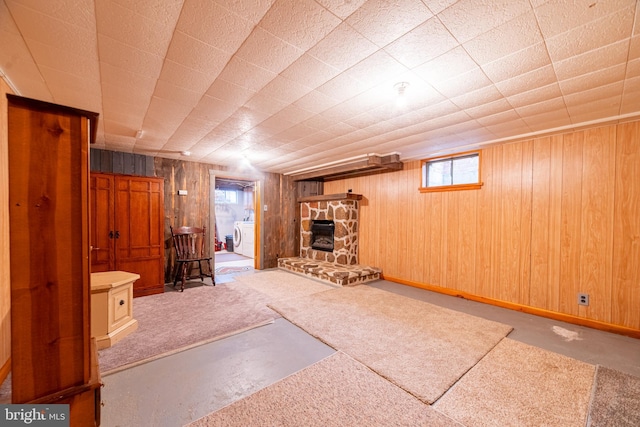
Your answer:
[90,172,165,297]
[7,95,101,425]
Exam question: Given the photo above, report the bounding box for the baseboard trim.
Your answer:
[0,357,10,386]
[382,275,640,340]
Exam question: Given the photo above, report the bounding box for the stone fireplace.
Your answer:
[300,195,360,265]
[278,193,381,286]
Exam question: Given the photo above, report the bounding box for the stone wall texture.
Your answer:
[300,199,359,265]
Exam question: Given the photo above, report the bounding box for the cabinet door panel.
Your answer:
[90,173,115,272]
[115,176,164,297]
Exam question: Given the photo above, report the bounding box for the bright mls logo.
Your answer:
[0,404,69,426]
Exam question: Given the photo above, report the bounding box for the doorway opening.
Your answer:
[214,178,255,270]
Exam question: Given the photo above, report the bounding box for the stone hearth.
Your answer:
[278,257,381,287]
[278,193,382,286]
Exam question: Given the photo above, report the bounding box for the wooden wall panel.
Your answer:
[324,119,640,332]
[559,132,584,316]
[612,121,640,328]
[530,137,552,308]
[579,127,615,322]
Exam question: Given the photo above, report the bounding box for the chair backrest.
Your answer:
[170,226,208,260]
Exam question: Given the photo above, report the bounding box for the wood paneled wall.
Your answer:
[0,79,13,383]
[325,120,640,333]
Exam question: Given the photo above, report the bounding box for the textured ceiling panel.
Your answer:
[1,0,639,174]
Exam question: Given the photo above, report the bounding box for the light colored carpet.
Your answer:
[434,338,595,427]
[268,285,513,404]
[98,283,277,375]
[232,269,338,302]
[588,366,640,426]
[214,265,252,275]
[187,351,462,427]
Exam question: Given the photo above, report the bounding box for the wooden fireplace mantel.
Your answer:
[297,193,363,203]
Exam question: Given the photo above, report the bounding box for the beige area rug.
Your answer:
[232,269,338,301]
[588,366,640,426]
[98,283,277,375]
[268,285,513,404]
[434,338,595,427]
[188,351,462,427]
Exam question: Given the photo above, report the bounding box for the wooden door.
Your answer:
[115,176,165,297]
[90,173,115,272]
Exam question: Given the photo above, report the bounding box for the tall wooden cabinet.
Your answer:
[8,95,101,425]
[90,172,164,297]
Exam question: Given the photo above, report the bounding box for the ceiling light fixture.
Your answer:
[135,130,144,139]
[394,81,410,107]
[181,151,191,157]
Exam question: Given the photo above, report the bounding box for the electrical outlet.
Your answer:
[578,293,589,306]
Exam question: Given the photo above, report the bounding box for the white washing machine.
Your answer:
[233,221,243,254]
[241,222,254,258]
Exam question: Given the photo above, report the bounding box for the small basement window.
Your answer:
[420,151,482,192]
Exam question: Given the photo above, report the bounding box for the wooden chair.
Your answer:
[170,226,215,292]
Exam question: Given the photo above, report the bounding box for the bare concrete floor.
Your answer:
[100,274,640,427]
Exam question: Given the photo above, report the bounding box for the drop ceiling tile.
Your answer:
[567,94,622,123]
[217,57,277,92]
[630,35,640,60]
[438,0,532,44]
[495,64,557,98]
[627,58,640,79]
[307,22,379,70]
[421,0,460,14]
[280,54,341,90]
[481,42,552,83]
[165,31,229,76]
[464,11,542,66]
[256,76,311,105]
[559,63,626,95]
[99,62,157,99]
[177,0,255,54]
[554,40,630,81]
[294,90,339,114]
[621,76,640,114]
[212,0,275,25]
[384,17,459,69]
[153,80,202,108]
[534,0,635,38]
[192,95,238,122]
[545,6,635,62]
[235,27,304,74]
[95,0,178,56]
[276,104,316,124]
[476,109,521,126]
[522,108,572,131]
[564,81,624,108]
[413,46,478,85]
[345,0,433,47]
[507,82,562,108]
[484,117,531,138]
[244,92,289,115]
[343,50,409,88]
[314,0,367,20]
[206,78,257,106]
[516,96,566,117]
[464,97,513,119]
[98,35,164,75]
[26,40,99,79]
[432,68,493,99]
[316,74,369,102]
[159,60,216,93]
[258,0,341,50]
[6,1,95,52]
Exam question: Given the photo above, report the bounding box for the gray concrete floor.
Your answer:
[100,274,640,427]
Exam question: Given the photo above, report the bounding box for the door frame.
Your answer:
[208,169,264,271]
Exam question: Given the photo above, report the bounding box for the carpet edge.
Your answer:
[101,318,275,377]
